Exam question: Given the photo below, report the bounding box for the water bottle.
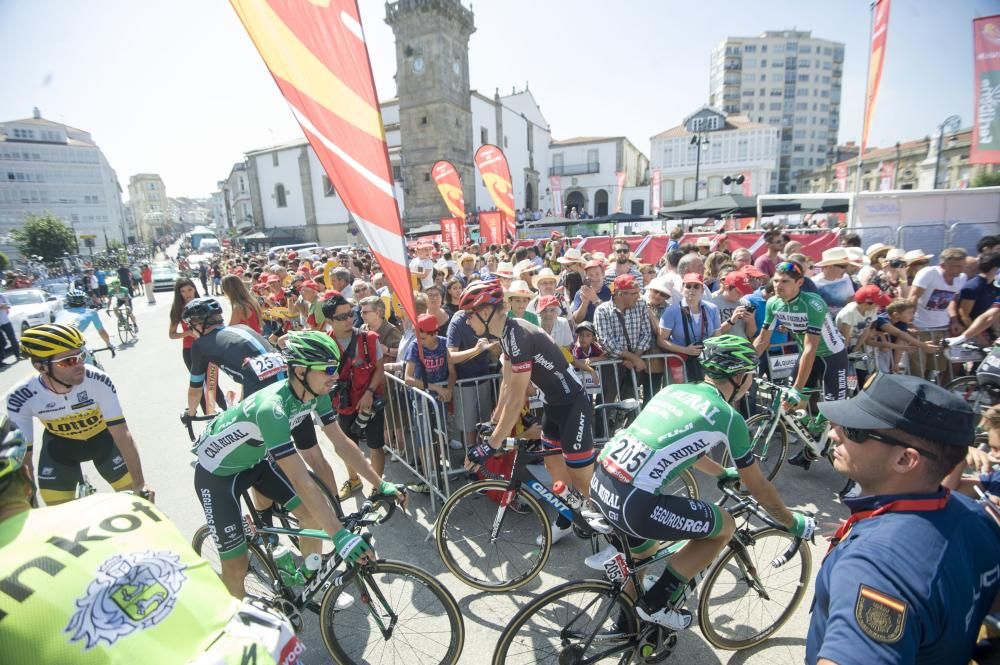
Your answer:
[273,545,297,575]
[300,553,322,580]
[808,413,828,437]
[553,481,583,511]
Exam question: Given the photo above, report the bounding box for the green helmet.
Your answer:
[699,335,758,378]
[282,330,342,368]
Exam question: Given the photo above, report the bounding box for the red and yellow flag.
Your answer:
[229,0,415,321]
[440,217,466,249]
[474,144,516,240]
[432,160,466,219]
[861,0,891,155]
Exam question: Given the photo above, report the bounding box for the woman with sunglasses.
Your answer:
[7,323,153,505]
[658,272,721,381]
[169,278,225,413]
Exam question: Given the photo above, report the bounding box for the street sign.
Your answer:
[79,234,97,240]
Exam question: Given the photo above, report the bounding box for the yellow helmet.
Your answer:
[20,323,85,359]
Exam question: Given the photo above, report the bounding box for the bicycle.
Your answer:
[944,342,998,415]
[106,301,138,345]
[183,414,465,665]
[84,345,115,371]
[435,403,698,591]
[491,478,812,664]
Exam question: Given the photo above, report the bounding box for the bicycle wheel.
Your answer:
[717,413,787,483]
[492,579,638,665]
[117,321,129,345]
[191,524,278,600]
[319,559,464,665]
[946,375,990,414]
[661,468,699,501]
[698,527,811,650]
[434,480,550,591]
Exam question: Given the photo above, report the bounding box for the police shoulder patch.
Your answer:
[854,584,907,644]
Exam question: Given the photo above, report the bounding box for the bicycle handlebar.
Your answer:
[716,477,807,566]
[90,346,116,359]
[180,410,217,442]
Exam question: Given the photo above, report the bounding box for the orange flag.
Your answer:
[432,160,466,219]
[861,0,891,155]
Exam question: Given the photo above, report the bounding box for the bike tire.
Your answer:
[698,527,811,650]
[191,524,279,601]
[492,579,638,665]
[945,375,989,414]
[434,479,550,591]
[319,559,464,665]
[662,468,699,501]
[717,412,787,483]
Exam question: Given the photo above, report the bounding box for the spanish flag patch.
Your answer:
[854,584,907,644]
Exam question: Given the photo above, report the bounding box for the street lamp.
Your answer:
[691,133,709,201]
[933,115,961,189]
[722,173,746,193]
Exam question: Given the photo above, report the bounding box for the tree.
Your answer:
[972,171,1000,188]
[12,213,77,262]
[0,253,9,272]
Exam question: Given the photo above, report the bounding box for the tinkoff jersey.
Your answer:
[6,366,124,444]
[763,291,845,358]
[597,383,755,495]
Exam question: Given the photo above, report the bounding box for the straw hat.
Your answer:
[513,259,538,278]
[494,262,515,279]
[844,247,868,266]
[556,248,584,265]
[591,251,609,266]
[505,280,533,298]
[904,249,934,264]
[532,267,558,289]
[865,242,893,260]
[884,248,906,263]
[815,247,855,267]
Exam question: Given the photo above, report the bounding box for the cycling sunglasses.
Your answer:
[774,261,804,278]
[840,425,938,460]
[305,364,340,376]
[52,351,87,368]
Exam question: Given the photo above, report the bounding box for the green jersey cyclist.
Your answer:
[588,335,815,630]
[190,330,405,597]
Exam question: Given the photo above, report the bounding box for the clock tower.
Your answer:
[385,0,475,229]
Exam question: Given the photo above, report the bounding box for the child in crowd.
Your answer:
[835,285,889,386]
[871,299,937,374]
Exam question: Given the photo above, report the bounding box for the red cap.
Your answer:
[854,284,891,306]
[536,294,561,311]
[613,274,639,292]
[741,265,767,279]
[723,271,754,295]
[682,272,704,285]
[266,274,282,284]
[322,289,340,299]
[416,313,439,333]
[415,239,433,248]
[287,251,298,260]
[584,259,603,270]
[300,280,321,291]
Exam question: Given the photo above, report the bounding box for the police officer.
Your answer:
[808,373,1000,664]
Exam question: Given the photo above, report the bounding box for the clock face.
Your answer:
[411,57,424,74]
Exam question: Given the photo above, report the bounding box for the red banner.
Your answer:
[474,144,516,239]
[861,0,891,155]
[615,171,626,212]
[741,171,752,197]
[229,0,415,323]
[651,170,661,216]
[432,160,466,219]
[879,161,896,190]
[835,164,849,192]
[479,211,504,246]
[550,175,563,216]
[972,15,1000,164]
[440,217,466,249]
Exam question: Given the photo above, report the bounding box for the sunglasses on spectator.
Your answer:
[305,364,340,375]
[329,312,352,321]
[839,425,938,460]
[360,309,377,316]
[775,261,804,278]
[887,259,906,268]
[616,248,630,253]
[52,351,87,368]
[683,284,702,290]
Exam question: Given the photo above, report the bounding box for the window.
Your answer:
[552,154,563,172]
[823,61,832,70]
[793,129,806,138]
[770,89,782,97]
[797,88,808,97]
[420,116,427,125]
[742,102,754,111]
[322,175,336,197]
[798,74,809,82]
[760,59,767,67]
[274,183,287,207]
[527,125,533,152]
[743,72,755,82]
[799,59,811,68]
[761,45,767,52]
[793,144,805,152]
[742,90,755,97]
[480,127,488,144]
[769,102,782,110]
[424,172,430,182]
[760,73,767,82]
[503,136,508,148]
[587,149,599,169]
[743,44,756,53]
[799,45,811,54]
[272,152,279,167]
[795,102,808,110]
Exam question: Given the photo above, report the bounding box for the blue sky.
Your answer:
[1,0,996,197]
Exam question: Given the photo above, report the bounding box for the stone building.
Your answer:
[127,173,169,243]
[549,136,649,216]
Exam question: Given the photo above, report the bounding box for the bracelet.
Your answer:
[365,387,375,394]
[727,318,736,326]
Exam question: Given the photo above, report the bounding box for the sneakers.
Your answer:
[449,439,465,450]
[406,482,432,494]
[535,523,573,547]
[584,544,619,570]
[635,605,693,631]
[332,592,354,610]
[337,478,362,501]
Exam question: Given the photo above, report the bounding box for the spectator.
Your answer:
[295,280,325,330]
[198,262,209,294]
[754,229,785,277]
[330,267,353,300]
[117,263,134,296]
[447,303,499,451]
[220,274,263,333]
[424,284,451,335]
[908,247,966,381]
[0,291,18,364]
[872,299,935,375]
[639,263,658,287]
[570,321,605,365]
[708,269,757,341]
[528,268,559,316]
[730,248,752,270]
[562,270,584,314]
[404,313,457,461]
[665,227,683,253]
[953,251,1000,331]
[409,240,435,289]
[571,260,612,324]
[836,285,890,386]
[595,275,654,403]
[457,254,477,285]
[506,280,538,325]
[141,263,156,304]
[444,278,464,318]
[605,240,643,287]
[857,243,892,285]
[513,259,537,283]
[659,273,721,381]
[703,251,732,293]
[812,247,858,318]
[537,294,574,347]
[211,263,222,296]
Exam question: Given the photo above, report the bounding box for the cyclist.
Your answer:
[462,280,595,545]
[0,416,303,664]
[588,335,815,630]
[108,279,138,332]
[5,323,152,505]
[191,330,405,597]
[182,298,339,497]
[753,260,849,468]
[56,288,113,351]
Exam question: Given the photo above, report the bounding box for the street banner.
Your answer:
[615,171,626,212]
[879,161,896,190]
[479,211,504,246]
[474,144,517,239]
[550,175,563,216]
[440,216,466,249]
[432,160,466,218]
[972,15,1000,164]
[651,170,661,216]
[741,171,752,197]
[861,0,891,155]
[835,164,849,192]
[229,0,416,323]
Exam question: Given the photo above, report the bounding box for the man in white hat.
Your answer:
[494,262,515,290]
[813,247,858,318]
[513,259,537,281]
[409,240,436,289]
[528,268,560,316]
[908,247,966,381]
[506,279,538,325]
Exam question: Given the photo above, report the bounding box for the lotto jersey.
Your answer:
[597,383,755,495]
[192,379,336,476]
[762,291,845,358]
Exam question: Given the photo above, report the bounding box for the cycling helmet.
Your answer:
[181,297,224,324]
[282,330,342,367]
[20,323,85,359]
[459,280,505,311]
[0,415,27,494]
[699,335,759,378]
[66,288,89,308]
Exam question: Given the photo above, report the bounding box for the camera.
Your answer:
[743,302,756,314]
[888,259,906,268]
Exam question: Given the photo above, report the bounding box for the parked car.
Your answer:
[6,288,63,338]
[151,263,179,291]
[40,280,71,301]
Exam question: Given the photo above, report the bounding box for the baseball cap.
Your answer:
[818,373,975,448]
[741,265,767,279]
[682,272,704,285]
[416,313,439,333]
[266,274,282,284]
[575,321,596,334]
[584,259,603,270]
[300,280,321,291]
[536,294,561,311]
[854,284,890,306]
[723,271,754,295]
[613,274,639,292]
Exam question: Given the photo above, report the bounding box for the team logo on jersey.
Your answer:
[65,550,187,650]
[854,584,906,643]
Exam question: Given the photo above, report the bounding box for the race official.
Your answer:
[807,373,1000,665]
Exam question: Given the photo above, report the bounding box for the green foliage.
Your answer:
[106,239,125,253]
[12,213,77,261]
[0,253,9,272]
[972,170,1000,188]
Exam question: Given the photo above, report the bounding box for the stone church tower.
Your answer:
[385,0,475,228]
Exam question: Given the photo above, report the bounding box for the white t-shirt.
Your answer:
[542,316,574,348]
[835,302,878,361]
[912,266,966,330]
[812,274,855,318]
[409,257,435,289]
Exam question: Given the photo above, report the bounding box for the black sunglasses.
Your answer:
[840,425,939,460]
[615,248,630,253]
[330,312,352,321]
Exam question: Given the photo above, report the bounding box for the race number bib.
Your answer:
[600,434,651,484]
[246,353,287,380]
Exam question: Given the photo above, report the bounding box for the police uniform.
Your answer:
[808,374,1000,664]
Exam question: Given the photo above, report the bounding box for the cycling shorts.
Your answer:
[36,429,132,505]
[589,467,725,552]
[540,392,595,468]
[794,348,848,402]
[194,458,301,560]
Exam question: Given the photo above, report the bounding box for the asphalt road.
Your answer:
[2,269,851,665]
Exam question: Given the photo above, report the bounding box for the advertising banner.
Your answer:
[879,161,896,190]
[479,211,504,246]
[835,164,849,192]
[972,15,1000,164]
[474,144,516,239]
[861,0,891,155]
[432,160,466,218]
[741,171,752,197]
[615,171,626,212]
[550,175,563,216]
[440,217,466,249]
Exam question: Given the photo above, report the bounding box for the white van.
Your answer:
[271,242,319,258]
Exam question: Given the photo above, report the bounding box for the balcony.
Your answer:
[549,162,600,177]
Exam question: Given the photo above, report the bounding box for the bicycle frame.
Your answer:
[755,379,831,460]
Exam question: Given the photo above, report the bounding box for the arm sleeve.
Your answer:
[911,267,933,291]
[256,401,293,453]
[659,305,678,332]
[313,393,337,426]
[188,341,208,388]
